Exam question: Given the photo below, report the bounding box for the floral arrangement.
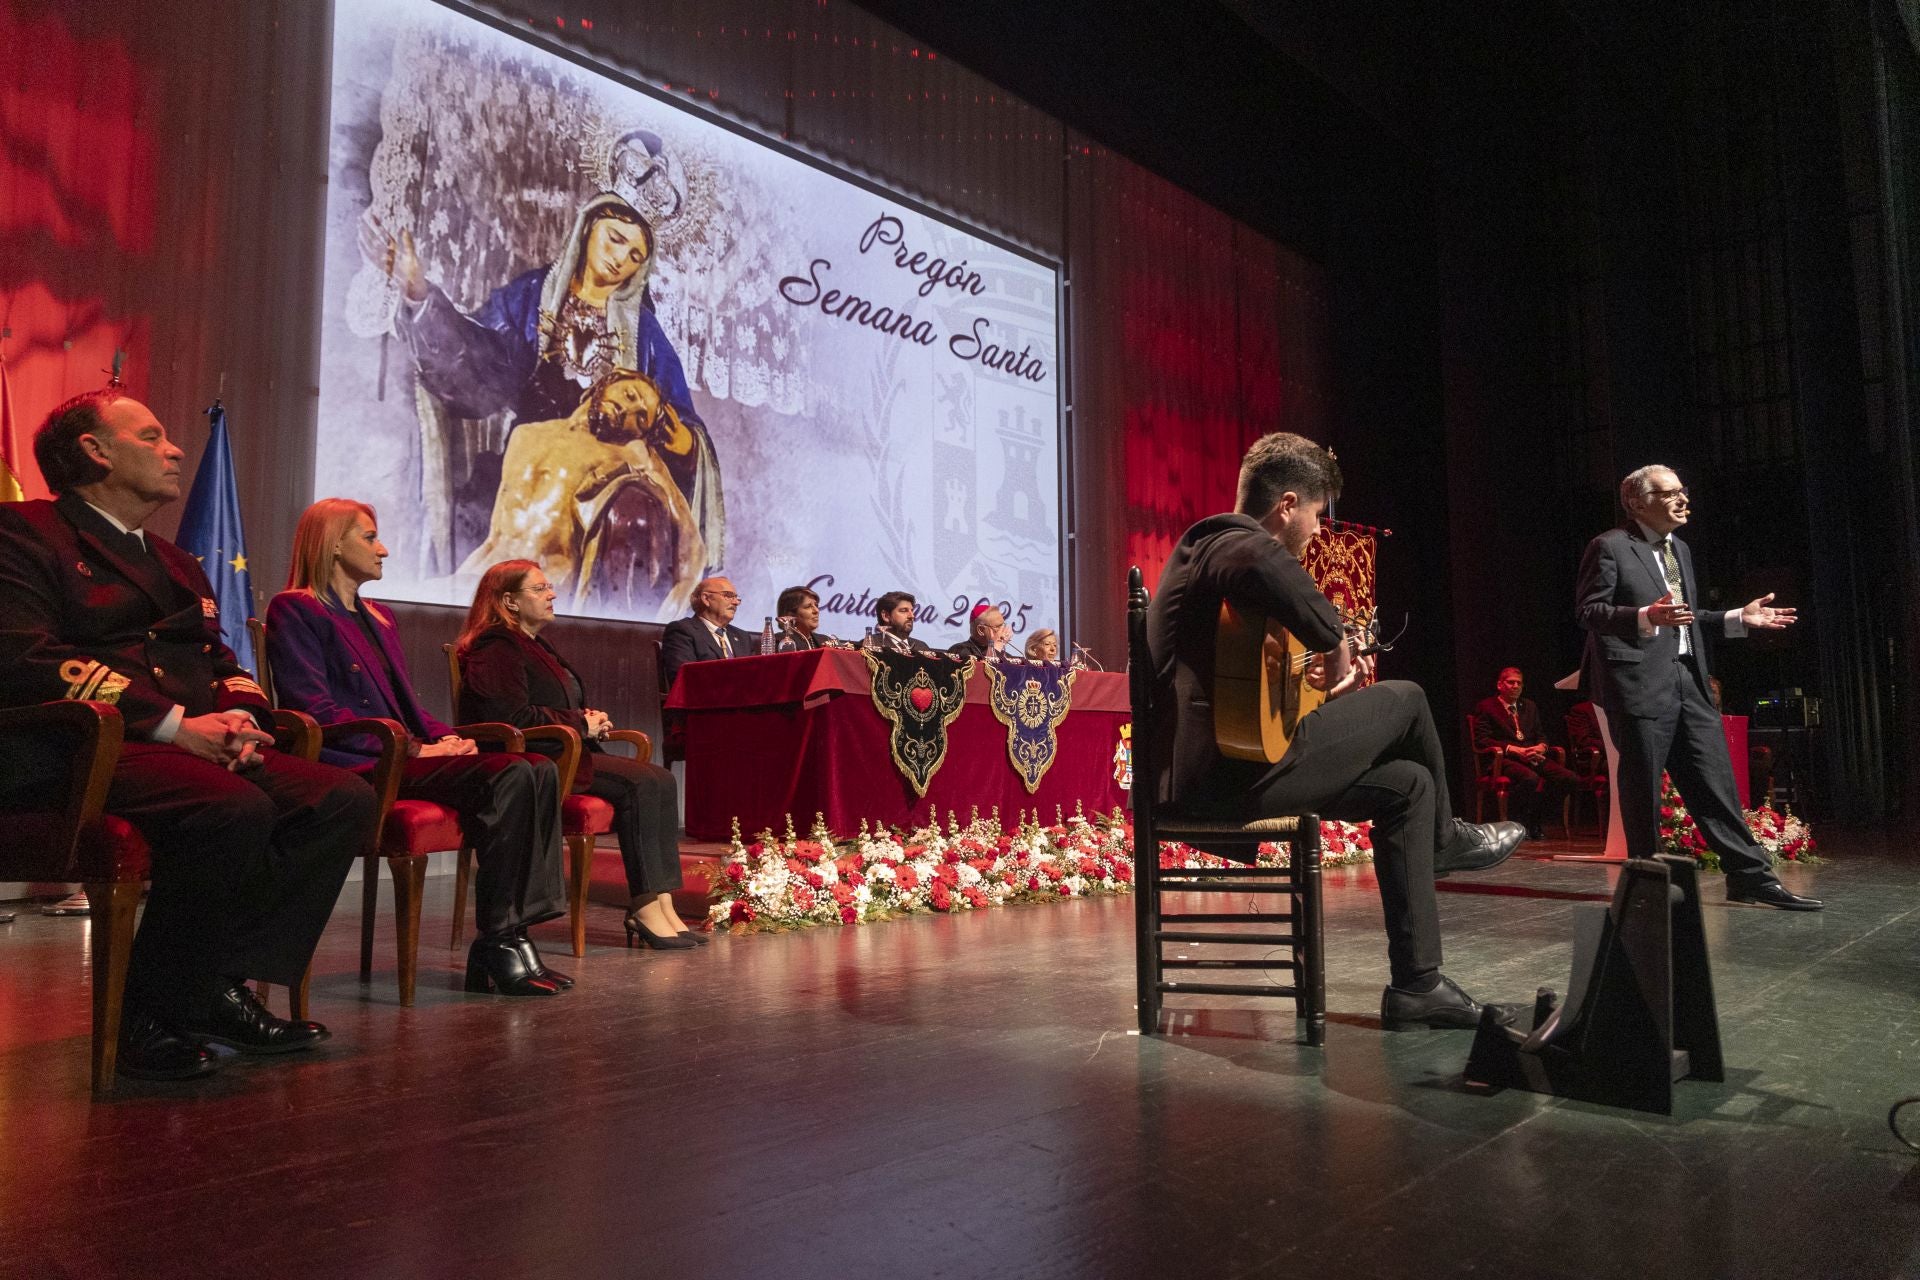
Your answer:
[704,807,1376,934]
[1657,773,1817,870]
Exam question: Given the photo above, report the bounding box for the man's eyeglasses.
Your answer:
[706,591,740,600]
[1649,487,1690,502]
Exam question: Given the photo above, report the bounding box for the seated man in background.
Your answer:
[0,390,375,1079]
[660,576,758,687]
[773,584,842,650]
[870,591,933,654]
[1472,666,1578,838]
[947,602,1010,661]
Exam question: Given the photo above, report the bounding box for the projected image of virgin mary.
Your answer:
[360,185,723,614]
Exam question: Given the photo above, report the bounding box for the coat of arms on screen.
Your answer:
[865,651,972,797]
[1112,722,1132,789]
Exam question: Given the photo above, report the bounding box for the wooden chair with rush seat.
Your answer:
[443,643,652,957]
[249,617,524,1006]
[1126,566,1327,1046]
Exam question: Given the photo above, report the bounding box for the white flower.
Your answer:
[957,863,983,888]
[853,884,872,906]
[868,863,896,883]
[814,859,838,886]
[1064,875,1086,896]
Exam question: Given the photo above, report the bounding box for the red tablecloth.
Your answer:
[666,649,1130,839]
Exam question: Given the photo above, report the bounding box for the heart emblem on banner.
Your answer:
[909,687,934,713]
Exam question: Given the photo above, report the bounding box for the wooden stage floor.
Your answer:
[1,829,1916,1279]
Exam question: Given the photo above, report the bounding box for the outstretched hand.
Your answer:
[1648,591,1694,628]
[1740,592,1798,630]
[357,210,427,304]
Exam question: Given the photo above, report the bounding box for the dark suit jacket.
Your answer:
[265,590,455,767]
[0,493,269,736]
[1471,696,1544,757]
[660,615,758,690]
[875,626,932,655]
[1576,523,1725,718]
[947,637,997,660]
[456,624,599,787]
[1145,513,1342,806]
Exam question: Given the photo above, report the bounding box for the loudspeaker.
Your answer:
[1464,854,1723,1115]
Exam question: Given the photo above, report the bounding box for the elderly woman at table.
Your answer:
[456,559,699,950]
[1024,628,1060,662]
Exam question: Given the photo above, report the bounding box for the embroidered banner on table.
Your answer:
[984,659,1078,793]
[865,651,973,797]
[1301,527,1378,616]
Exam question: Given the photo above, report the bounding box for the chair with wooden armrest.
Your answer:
[1467,715,1512,824]
[443,643,622,956]
[0,701,147,1095]
[250,617,523,1005]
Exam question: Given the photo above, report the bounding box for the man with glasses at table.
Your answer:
[1575,464,1820,909]
[660,576,758,690]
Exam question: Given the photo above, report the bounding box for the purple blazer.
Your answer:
[264,590,455,767]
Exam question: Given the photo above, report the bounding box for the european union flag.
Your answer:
[176,402,258,674]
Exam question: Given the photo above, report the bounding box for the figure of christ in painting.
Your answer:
[359,191,724,611]
[457,369,705,619]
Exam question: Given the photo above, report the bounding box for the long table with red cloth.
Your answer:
[665,649,1130,840]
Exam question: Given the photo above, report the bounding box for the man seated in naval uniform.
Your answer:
[0,390,376,1080]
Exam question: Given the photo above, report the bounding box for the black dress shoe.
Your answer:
[511,933,572,989]
[185,982,330,1055]
[1727,881,1823,911]
[118,1015,221,1080]
[465,937,563,996]
[1381,974,1516,1031]
[1433,819,1526,877]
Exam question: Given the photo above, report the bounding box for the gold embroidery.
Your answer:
[57,658,131,705]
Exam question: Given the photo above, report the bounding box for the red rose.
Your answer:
[840,905,858,924]
[725,862,747,883]
[730,900,756,922]
[806,871,824,889]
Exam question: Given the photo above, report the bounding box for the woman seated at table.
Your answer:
[773,584,844,651]
[266,500,571,996]
[457,560,699,950]
[1024,628,1060,662]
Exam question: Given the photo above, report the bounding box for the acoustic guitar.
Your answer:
[1213,602,1379,765]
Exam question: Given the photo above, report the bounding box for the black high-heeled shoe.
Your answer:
[677,928,710,946]
[625,912,696,950]
[465,936,563,996]
[511,931,573,989]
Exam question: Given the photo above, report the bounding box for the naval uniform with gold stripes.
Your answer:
[0,492,375,1032]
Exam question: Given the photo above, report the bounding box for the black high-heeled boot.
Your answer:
[511,931,572,989]
[464,936,562,996]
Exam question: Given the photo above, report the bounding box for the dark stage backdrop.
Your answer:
[1,0,1330,740]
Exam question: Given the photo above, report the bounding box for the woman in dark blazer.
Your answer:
[267,499,571,996]
[457,559,699,950]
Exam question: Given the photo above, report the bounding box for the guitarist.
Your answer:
[1146,432,1527,1030]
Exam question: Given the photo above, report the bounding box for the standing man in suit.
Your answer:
[660,576,757,688]
[1148,431,1527,1030]
[0,390,375,1079]
[1472,667,1578,837]
[1576,464,1816,909]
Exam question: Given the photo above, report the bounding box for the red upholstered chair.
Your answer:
[443,644,646,956]
[0,696,321,1094]
[1563,711,1612,834]
[1467,715,1512,824]
[250,618,521,1006]
[0,701,149,1095]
